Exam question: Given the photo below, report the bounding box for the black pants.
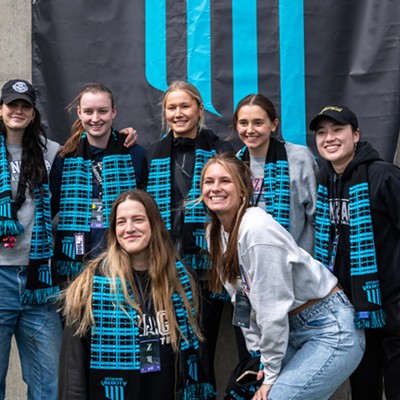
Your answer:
[198,288,225,392]
[350,298,400,400]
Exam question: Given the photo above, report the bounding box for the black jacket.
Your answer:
[318,141,400,304]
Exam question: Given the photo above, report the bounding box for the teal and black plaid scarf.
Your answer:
[89,261,215,399]
[237,137,290,231]
[0,134,59,304]
[54,130,136,277]
[146,131,216,271]
[315,163,386,328]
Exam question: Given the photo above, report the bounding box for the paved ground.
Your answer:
[6,338,27,399]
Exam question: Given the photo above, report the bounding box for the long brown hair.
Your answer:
[60,82,115,157]
[200,153,253,292]
[63,190,201,350]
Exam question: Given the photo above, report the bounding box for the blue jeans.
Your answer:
[268,290,365,400]
[0,266,63,400]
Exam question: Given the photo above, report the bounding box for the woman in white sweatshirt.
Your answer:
[201,153,365,400]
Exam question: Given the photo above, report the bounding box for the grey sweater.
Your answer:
[241,142,318,255]
[0,139,61,266]
[283,142,317,254]
[220,207,337,385]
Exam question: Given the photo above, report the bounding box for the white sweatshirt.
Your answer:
[218,207,337,385]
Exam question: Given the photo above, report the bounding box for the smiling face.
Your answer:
[236,104,279,157]
[0,100,35,137]
[202,162,242,231]
[164,90,203,139]
[315,118,360,174]
[115,199,151,268]
[77,91,116,148]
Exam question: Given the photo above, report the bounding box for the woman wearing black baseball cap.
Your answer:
[310,105,400,400]
[0,79,63,399]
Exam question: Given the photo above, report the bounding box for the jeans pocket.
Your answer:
[303,308,337,330]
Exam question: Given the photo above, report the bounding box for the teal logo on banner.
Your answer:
[145,0,306,145]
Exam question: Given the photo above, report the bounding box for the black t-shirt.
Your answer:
[133,270,176,398]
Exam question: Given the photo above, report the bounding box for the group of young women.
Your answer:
[0,77,398,400]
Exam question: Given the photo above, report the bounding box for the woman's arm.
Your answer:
[237,210,298,386]
[243,242,294,385]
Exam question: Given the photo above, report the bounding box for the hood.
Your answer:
[322,141,382,180]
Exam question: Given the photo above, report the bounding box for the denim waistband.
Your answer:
[289,290,351,324]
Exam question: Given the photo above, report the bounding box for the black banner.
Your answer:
[32,0,400,161]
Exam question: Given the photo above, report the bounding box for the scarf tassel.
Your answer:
[57,260,83,276]
[21,285,60,305]
[182,383,216,400]
[210,289,231,301]
[354,309,387,329]
[0,219,25,236]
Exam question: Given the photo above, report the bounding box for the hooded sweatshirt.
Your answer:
[317,141,400,305]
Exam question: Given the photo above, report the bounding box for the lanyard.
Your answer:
[91,160,103,199]
[329,173,342,271]
[252,178,264,207]
[133,270,152,315]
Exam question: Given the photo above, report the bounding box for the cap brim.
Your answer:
[1,93,34,107]
[309,114,348,131]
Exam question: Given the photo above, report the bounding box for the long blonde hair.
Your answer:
[200,153,253,292]
[60,82,116,157]
[63,190,201,351]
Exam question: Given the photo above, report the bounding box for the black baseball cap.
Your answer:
[309,105,358,131]
[0,79,36,107]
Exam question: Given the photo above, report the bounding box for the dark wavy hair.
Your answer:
[0,107,48,194]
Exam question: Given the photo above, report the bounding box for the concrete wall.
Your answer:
[0,0,32,85]
[1,1,31,397]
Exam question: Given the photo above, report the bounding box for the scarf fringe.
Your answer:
[0,219,25,236]
[210,289,231,301]
[354,309,387,329]
[21,285,60,305]
[57,260,83,276]
[182,383,216,400]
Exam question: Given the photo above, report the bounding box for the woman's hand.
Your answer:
[120,127,138,148]
[252,384,272,400]
[251,370,272,400]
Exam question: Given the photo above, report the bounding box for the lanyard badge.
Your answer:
[328,234,339,272]
[140,335,161,373]
[233,291,252,329]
